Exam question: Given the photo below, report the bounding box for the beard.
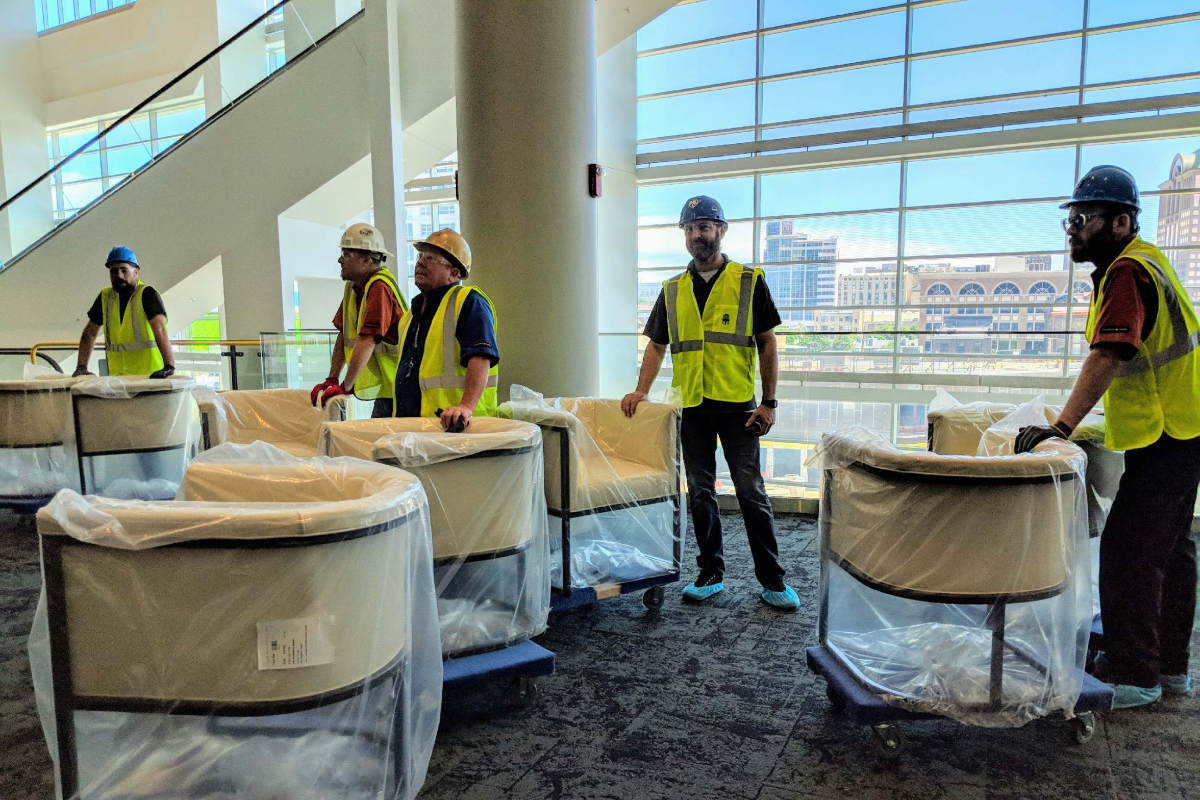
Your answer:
[686,238,721,263]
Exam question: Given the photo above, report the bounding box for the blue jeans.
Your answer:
[681,411,784,586]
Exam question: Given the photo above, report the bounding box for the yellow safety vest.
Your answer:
[101,281,164,376]
[393,283,499,418]
[664,262,761,408]
[342,268,408,400]
[1085,237,1200,451]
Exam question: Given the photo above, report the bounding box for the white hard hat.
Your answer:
[340,223,394,258]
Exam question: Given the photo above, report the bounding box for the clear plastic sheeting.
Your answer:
[0,377,81,505]
[194,387,352,457]
[498,386,684,592]
[321,417,550,658]
[810,427,1092,728]
[926,389,1123,537]
[29,442,441,800]
[71,376,199,500]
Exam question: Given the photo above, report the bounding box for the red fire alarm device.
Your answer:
[589,164,605,198]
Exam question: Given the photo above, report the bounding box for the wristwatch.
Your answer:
[761,398,778,409]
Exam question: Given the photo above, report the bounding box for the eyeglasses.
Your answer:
[1061,212,1098,232]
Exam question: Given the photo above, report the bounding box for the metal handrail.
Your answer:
[30,339,260,363]
[0,0,292,218]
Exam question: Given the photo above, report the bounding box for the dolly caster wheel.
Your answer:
[510,675,537,706]
[872,723,904,757]
[643,586,666,611]
[826,683,847,715]
[1072,712,1096,744]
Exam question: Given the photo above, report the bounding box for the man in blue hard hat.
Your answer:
[75,246,175,378]
[1016,165,1200,709]
[622,195,799,611]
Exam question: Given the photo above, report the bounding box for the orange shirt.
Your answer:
[332,280,404,346]
[1089,257,1158,359]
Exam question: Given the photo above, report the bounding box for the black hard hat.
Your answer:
[678,195,727,228]
[1061,165,1140,211]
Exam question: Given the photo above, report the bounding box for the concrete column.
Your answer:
[204,0,268,117]
[284,0,360,62]
[455,0,600,399]
[0,1,50,263]
[364,0,406,298]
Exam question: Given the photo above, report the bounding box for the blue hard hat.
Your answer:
[678,195,727,228]
[1061,165,1140,211]
[105,246,139,267]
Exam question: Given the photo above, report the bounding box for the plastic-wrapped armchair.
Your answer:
[812,428,1092,727]
[195,387,352,456]
[29,443,441,800]
[0,377,81,512]
[499,390,684,610]
[71,376,199,500]
[321,417,550,658]
[926,393,1122,538]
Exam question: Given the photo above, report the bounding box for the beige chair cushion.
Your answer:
[928,401,1106,456]
[819,430,1085,600]
[37,459,424,704]
[321,417,543,560]
[196,388,347,455]
[0,378,77,448]
[72,377,195,454]
[505,397,681,513]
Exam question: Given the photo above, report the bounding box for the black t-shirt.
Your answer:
[87,285,166,326]
[643,258,782,415]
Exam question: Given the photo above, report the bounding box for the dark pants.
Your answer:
[681,411,784,587]
[371,397,393,419]
[1099,433,1200,688]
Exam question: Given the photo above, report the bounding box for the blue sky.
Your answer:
[633,0,1200,266]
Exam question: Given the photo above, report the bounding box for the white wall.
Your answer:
[596,34,638,398]
[0,0,50,261]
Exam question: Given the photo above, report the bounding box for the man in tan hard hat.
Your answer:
[311,223,409,418]
[393,228,499,431]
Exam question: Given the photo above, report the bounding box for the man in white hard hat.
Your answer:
[311,223,409,417]
[392,228,499,431]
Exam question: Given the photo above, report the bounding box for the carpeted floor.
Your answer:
[2,507,1199,800]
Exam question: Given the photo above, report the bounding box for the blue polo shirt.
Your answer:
[393,282,500,417]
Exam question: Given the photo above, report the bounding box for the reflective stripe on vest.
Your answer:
[666,269,755,354]
[418,286,499,392]
[1108,255,1198,377]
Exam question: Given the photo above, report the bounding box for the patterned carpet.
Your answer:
[2,507,1198,800]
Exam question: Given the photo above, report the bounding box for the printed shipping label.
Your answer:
[256,615,335,671]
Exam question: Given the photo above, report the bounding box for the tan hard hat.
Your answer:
[340,223,394,258]
[414,228,472,276]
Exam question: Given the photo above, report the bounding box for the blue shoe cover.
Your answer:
[1160,674,1192,696]
[1109,683,1162,709]
[681,580,724,601]
[760,584,800,611]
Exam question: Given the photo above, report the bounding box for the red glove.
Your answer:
[318,383,350,408]
[310,380,334,406]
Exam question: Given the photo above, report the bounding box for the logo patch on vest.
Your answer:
[1099,325,1130,334]
[721,313,730,325]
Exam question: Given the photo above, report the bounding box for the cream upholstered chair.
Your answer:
[31,448,441,800]
[71,376,198,499]
[0,377,81,510]
[815,429,1090,724]
[499,397,684,602]
[321,417,550,658]
[926,400,1122,538]
[195,388,351,457]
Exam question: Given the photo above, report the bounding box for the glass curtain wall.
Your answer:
[636,0,1200,498]
[46,100,206,222]
[35,0,133,32]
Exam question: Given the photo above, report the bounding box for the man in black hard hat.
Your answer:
[1016,165,1200,709]
[622,195,799,611]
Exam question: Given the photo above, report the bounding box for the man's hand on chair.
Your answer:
[621,390,647,418]
[1015,421,1072,454]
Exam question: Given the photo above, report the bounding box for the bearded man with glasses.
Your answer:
[1016,165,1200,710]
